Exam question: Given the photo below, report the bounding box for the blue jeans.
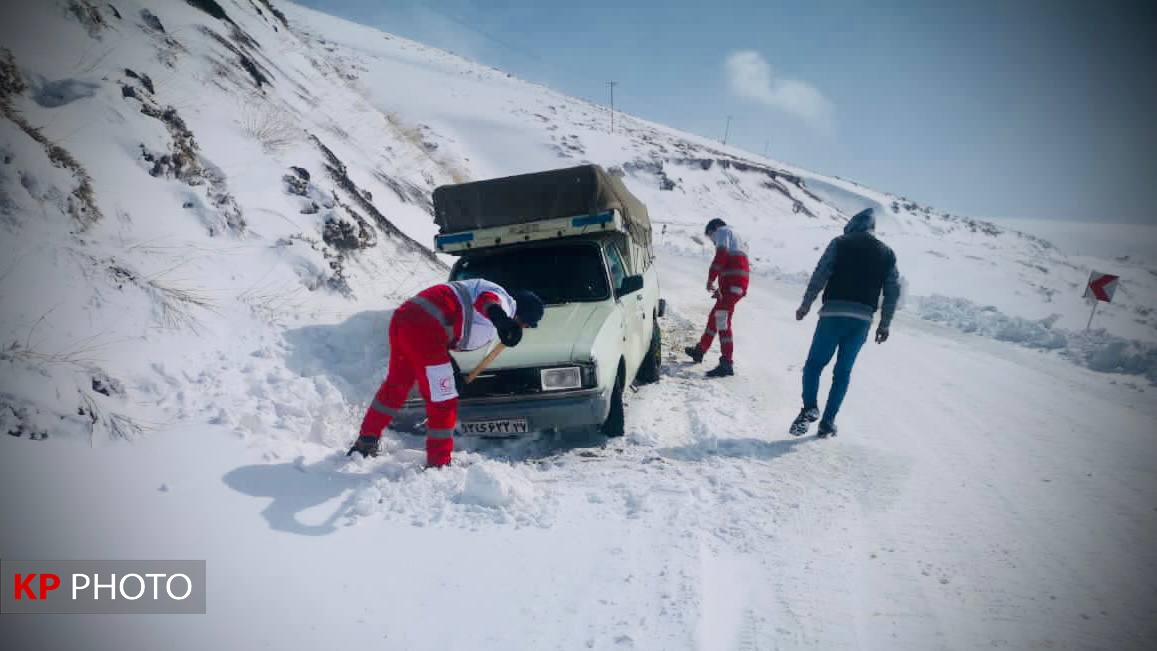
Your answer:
[802,317,870,425]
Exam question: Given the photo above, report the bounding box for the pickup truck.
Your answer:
[398,165,663,437]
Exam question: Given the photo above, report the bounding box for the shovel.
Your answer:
[465,343,506,384]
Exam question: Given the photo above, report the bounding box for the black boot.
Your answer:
[816,421,838,439]
[789,407,820,436]
[684,345,704,364]
[347,434,381,457]
[705,357,734,378]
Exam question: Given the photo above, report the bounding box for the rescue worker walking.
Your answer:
[685,218,750,377]
[348,280,545,467]
[790,207,899,438]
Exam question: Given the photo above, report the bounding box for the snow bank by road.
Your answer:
[917,295,1157,383]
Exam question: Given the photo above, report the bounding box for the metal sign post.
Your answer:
[1086,299,1098,331]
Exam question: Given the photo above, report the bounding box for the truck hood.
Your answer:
[452,302,614,370]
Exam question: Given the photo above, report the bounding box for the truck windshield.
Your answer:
[451,244,610,304]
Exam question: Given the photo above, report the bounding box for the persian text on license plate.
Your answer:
[460,419,529,435]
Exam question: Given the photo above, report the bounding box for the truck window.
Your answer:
[451,243,610,304]
[605,244,627,291]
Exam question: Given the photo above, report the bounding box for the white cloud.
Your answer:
[725,51,835,134]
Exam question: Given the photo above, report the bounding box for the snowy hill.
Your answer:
[2,2,1155,649]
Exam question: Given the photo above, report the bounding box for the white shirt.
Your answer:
[711,225,749,255]
[447,279,516,351]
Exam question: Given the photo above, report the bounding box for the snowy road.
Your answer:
[3,254,1155,650]
[654,254,1157,649]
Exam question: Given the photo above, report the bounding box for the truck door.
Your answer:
[606,243,644,376]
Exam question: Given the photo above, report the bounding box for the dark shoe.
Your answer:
[705,358,734,378]
[789,407,820,436]
[347,434,381,457]
[816,421,838,439]
[684,345,704,364]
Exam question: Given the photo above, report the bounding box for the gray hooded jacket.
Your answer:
[800,208,901,327]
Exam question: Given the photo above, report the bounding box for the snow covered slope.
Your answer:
[1,1,1155,649]
[1,0,456,443]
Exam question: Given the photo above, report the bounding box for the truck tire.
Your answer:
[635,322,661,385]
[602,366,625,437]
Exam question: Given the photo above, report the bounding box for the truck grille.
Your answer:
[406,364,595,404]
[459,367,544,398]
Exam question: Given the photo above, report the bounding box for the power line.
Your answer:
[607,81,618,134]
[420,6,735,149]
[431,8,665,117]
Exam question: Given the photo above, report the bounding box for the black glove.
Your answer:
[449,357,464,392]
[347,434,380,458]
[875,326,890,344]
[486,304,523,347]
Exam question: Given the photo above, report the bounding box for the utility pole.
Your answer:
[722,115,732,145]
[607,81,618,134]
[763,139,770,157]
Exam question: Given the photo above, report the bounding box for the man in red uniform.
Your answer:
[348,279,545,467]
[685,218,750,377]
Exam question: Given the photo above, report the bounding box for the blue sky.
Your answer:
[294,0,1157,223]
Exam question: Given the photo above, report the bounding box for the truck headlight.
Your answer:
[540,366,582,391]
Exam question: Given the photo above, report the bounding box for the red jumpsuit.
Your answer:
[696,225,750,362]
[359,280,513,467]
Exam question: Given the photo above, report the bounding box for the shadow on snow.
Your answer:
[222,455,368,536]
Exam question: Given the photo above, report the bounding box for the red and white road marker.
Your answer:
[1082,271,1120,330]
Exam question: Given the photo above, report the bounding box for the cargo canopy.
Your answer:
[432,165,651,248]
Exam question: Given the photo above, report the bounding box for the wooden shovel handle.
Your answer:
[465,344,506,384]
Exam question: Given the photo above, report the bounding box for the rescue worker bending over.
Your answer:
[349,280,545,467]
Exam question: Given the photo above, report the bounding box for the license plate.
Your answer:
[460,418,530,436]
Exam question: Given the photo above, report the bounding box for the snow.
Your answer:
[988,217,1157,262]
[459,462,541,509]
[5,256,1156,648]
[2,0,1156,648]
[915,294,1157,383]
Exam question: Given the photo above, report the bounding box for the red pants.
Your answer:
[360,302,458,467]
[696,286,745,362]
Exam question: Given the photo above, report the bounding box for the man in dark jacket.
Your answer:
[790,207,899,438]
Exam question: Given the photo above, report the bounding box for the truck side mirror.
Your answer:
[616,275,644,297]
